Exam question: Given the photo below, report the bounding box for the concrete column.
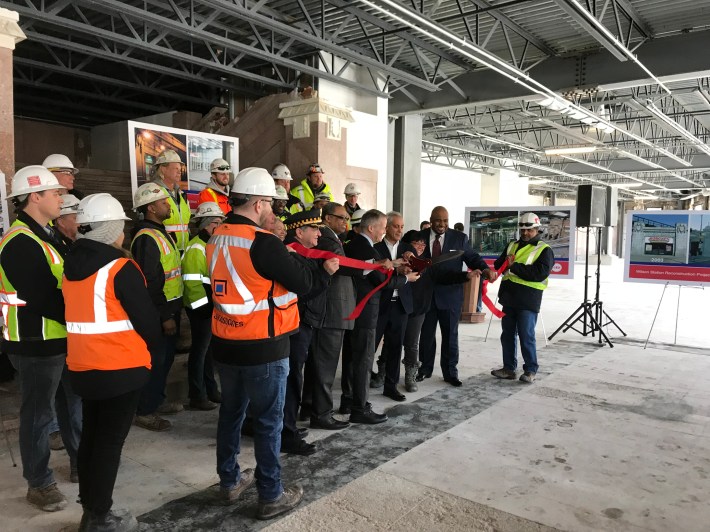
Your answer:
[392,115,422,223]
[0,7,25,228]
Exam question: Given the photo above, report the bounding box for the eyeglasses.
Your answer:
[518,222,537,228]
[259,199,273,206]
[328,214,350,222]
[56,170,75,175]
[215,165,230,171]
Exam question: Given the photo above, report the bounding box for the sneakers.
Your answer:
[49,431,65,451]
[520,372,536,383]
[26,483,67,512]
[220,468,255,503]
[78,508,138,532]
[491,368,516,380]
[256,484,304,520]
[156,401,184,414]
[134,413,172,432]
[188,398,218,411]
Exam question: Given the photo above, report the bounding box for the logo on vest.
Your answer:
[214,279,227,296]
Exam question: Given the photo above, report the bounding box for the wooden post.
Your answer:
[460,276,486,323]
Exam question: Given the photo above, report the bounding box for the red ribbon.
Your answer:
[481,259,509,319]
[286,241,393,320]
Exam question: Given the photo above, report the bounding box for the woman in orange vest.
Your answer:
[63,193,162,532]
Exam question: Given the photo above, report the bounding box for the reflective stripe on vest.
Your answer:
[63,258,151,371]
[133,228,183,301]
[181,236,210,309]
[156,182,191,251]
[0,221,66,342]
[502,241,550,291]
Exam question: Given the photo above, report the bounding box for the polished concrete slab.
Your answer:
[1,259,709,531]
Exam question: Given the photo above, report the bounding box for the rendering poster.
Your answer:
[0,171,8,235]
[464,206,576,278]
[128,121,238,209]
[623,210,710,286]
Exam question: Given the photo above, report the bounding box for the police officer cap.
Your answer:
[284,209,324,231]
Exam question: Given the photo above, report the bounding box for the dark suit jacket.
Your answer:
[316,225,356,330]
[374,240,414,315]
[420,228,488,311]
[344,233,407,329]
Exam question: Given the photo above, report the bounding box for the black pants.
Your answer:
[309,327,345,421]
[137,310,180,416]
[350,326,376,414]
[403,313,426,367]
[375,300,409,393]
[185,309,219,401]
[419,304,462,380]
[340,329,354,408]
[282,324,313,444]
[78,389,141,515]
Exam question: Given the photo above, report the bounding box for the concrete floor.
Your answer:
[1,257,709,531]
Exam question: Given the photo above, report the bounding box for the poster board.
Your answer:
[464,206,576,278]
[0,171,8,236]
[127,121,238,209]
[623,210,710,286]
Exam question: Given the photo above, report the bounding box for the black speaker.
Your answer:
[576,185,608,227]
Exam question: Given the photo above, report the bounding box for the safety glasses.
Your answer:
[518,222,536,228]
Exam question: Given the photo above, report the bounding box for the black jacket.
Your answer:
[283,235,332,329]
[211,214,321,366]
[0,212,67,357]
[374,240,414,315]
[130,219,183,322]
[494,236,554,313]
[316,225,356,330]
[344,233,407,330]
[64,239,162,400]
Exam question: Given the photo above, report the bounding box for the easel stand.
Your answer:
[644,282,704,349]
[548,227,626,347]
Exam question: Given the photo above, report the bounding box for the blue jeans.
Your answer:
[216,358,289,502]
[500,306,539,374]
[9,354,82,489]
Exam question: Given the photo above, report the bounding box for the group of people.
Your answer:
[0,153,553,531]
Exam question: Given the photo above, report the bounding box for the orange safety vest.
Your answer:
[207,223,299,342]
[63,258,151,372]
[198,187,230,215]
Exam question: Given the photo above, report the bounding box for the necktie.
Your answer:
[432,234,442,258]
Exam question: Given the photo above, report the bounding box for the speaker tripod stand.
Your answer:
[548,227,626,347]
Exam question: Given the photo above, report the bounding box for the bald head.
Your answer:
[430,206,448,235]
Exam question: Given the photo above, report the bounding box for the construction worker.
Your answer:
[271,163,304,213]
[182,202,225,411]
[272,185,290,221]
[131,183,184,432]
[289,163,332,213]
[151,149,191,252]
[312,192,331,211]
[197,158,231,215]
[343,183,362,218]
[63,193,161,532]
[0,166,82,512]
[42,154,84,199]
[208,167,325,518]
[53,194,80,251]
[492,212,554,384]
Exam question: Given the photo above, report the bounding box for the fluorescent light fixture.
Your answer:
[644,99,710,157]
[616,149,665,169]
[609,182,643,188]
[529,178,549,184]
[545,146,597,155]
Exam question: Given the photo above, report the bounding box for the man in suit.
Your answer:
[371,212,416,401]
[417,206,497,387]
[344,210,418,424]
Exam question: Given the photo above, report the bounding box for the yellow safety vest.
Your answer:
[181,235,210,309]
[289,179,333,213]
[154,181,191,251]
[132,228,184,301]
[502,241,550,291]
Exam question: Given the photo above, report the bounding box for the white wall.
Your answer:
[420,162,482,230]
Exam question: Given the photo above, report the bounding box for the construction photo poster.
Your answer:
[624,210,710,286]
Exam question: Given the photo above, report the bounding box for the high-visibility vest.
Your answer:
[289,179,333,213]
[207,223,299,342]
[132,228,183,301]
[198,186,230,215]
[182,235,210,309]
[63,258,151,371]
[0,221,66,342]
[155,181,191,251]
[502,240,550,291]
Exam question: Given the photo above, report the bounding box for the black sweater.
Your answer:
[0,212,67,356]
[64,239,162,400]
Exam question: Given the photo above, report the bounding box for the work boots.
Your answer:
[369,361,386,388]
[78,509,138,532]
[404,364,419,392]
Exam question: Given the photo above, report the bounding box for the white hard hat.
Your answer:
[133,182,170,209]
[232,167,276,197]
[59,194,80,217]
[271,163,292,181]
[209,158,231,173]
[77,193,130,224]
[155,149,183,166]
[344,183,361,196]
[274,185,289,201]
[8,165,66,198]
[350,209,367,226]
[194,201,225,219]
[519,212,541,228]
[42,154,78,175]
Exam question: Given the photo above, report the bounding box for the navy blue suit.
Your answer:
[418,228,488,380]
